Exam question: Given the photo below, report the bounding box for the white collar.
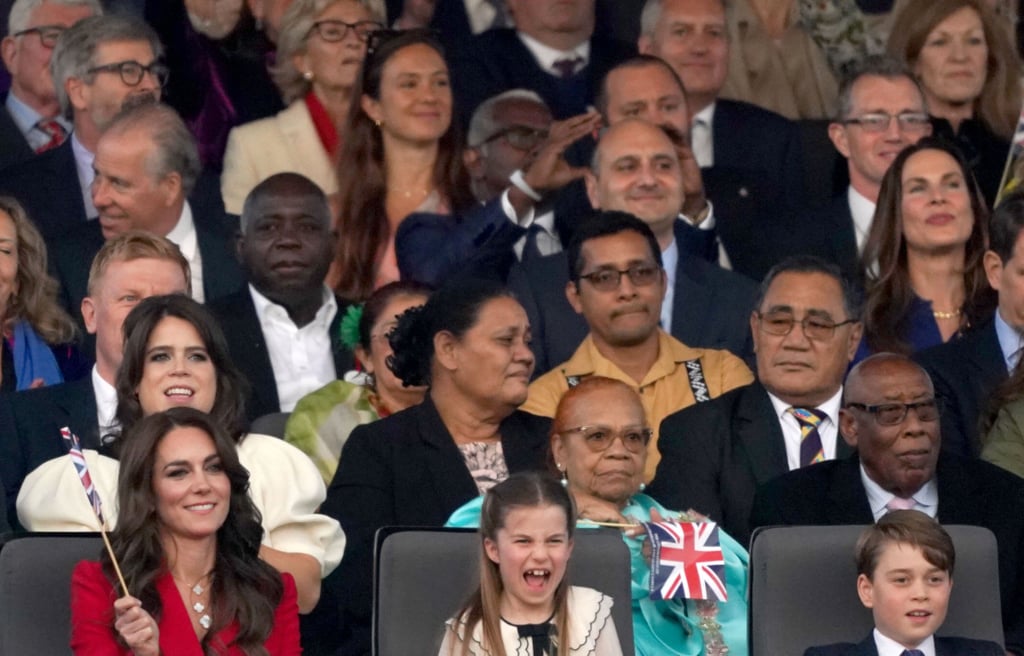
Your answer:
[861,462,939,519]
[873,627,935,656]
[248,283,337,330]
[994,309,1024,372]
[692,101,716,128]
[91,364,118,441]
[516,32,590,75]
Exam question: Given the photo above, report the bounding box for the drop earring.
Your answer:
[302,70,313,81]
[557,465,567,487]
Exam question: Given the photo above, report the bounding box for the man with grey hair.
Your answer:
[49,102,242,328]
[801,55,931,279]
[0,0,99,169]
[0,13,163,240]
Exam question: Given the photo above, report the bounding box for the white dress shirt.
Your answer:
[767,387,843,470]
[499,190,562,259]
[517,32,590,77]
[873,627,936,656]
[70,133,97,219]
[4,92,71,152]
[691,103,716,168]
[164,202,205,302]
[92,365,118,444]
[661,238,677,335]
[848,185,877,253]
[249,284,338,412]
[862,464,939,521]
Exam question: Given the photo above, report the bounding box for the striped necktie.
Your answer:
[34,118,66,153]
[788,407,826,467]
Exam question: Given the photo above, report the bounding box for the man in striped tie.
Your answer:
[648,255,863,545]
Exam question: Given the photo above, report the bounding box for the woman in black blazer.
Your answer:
[312,279,551,656]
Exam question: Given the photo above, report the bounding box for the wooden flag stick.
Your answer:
[98,520,130,597]
[577,518,641,529]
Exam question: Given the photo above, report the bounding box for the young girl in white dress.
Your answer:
[439,472,624,656]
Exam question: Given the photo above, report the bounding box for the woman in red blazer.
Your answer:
[69,408,301,655]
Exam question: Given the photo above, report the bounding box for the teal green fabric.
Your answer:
[446,494,750,656]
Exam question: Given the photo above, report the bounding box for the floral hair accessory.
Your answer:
[339,303,364,350]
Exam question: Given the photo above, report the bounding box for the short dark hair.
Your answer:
[755,255,861,320]
[855,509,955,579]
[566,211,663,284]
[990,191,1024,263]
[595,54,687,121]
[834,55,924,122]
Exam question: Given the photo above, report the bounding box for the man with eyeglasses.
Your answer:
[647,255,862,545]
[522,210,753,482]
[798,55,931,281]
[749,352,1024,655]
[0,0,99,170]
[0,14,163,242]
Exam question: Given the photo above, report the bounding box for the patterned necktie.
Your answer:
[788,407,826,467]
[552,56,582,79]
[886,496,917,513]
[901,650,925,656]
[34,118,66,153]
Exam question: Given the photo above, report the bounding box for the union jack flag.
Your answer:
[61,426,105,526]
[644,521,727,602]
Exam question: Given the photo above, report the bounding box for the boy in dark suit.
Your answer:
[805,510,1003,656]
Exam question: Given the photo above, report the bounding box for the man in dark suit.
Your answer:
[647,256,863,545]
[637,0,811,279]
[207,173,352,423]
[50,102,241,327]
[510,118,756,374]
[0,14,162,242]
[917,193,1024,458]
[0,231,189,529]
[451,0,634,123]
[0,0,97,170]
[750,354,1024,655]
[793,56,932,282]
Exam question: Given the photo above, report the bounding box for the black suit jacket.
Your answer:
[750,454,1024,655]
[805,634,1004,656]
[647,381,855,547]
[915,319,1007,458]
[451,28,635,122]
[50,209,244,323]
[313,398,551,656]
[788,193,861,284]
[0,376,100,529]
[206,289,354,423]
[674,100,809,280]
[0,98,35,171]
[0,137,84,243]
[508,221,757,374]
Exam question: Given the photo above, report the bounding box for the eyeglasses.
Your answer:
[578,264,662,292]
[845,399,942,425]
[309,20,383,42]
[481,125,548,151]
[756,311,857,341]
[86,60,169,87]
[558,425,652,453]
[13,25,66,48]
[842,112,931,133]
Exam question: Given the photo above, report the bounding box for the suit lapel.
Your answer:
[734,384,789,485]
[195,222,244,301]
[854,634,879,656]
[230,292,280,414]
[415,398,480,514]
[671,256,713,347]
[710,100,737,165]
[934,455,974,524]
[51,140,86,223]
[56,377,100,450]
[826,457,875,523]
[831,196,860,279]
[969,321,1008,389]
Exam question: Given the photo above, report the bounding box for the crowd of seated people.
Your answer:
[3,0,1024,654]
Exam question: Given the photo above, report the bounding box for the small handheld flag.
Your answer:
[644,520,728,602]
[60,426,129,596]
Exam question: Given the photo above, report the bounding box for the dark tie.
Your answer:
[34,118,66,153]
[788,407,826,467]
[900,650,925,656]
[516,621,554,655]
[552,56,582,79]
[520,223,545,262]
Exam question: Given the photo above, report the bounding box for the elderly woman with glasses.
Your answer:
[447,376,750,656]
[221,0,385,215]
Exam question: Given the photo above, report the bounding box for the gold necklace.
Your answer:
[932,308,962,320]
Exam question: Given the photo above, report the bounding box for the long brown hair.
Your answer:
[0,196,76,343]
[448,472,575,656]
[332,29,473,302]
[106,408,283,655]
[860,138,994,354]
[888,0,1022,139]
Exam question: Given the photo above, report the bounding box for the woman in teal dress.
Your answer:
[447,377,748,656]
[285,281,429,483]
